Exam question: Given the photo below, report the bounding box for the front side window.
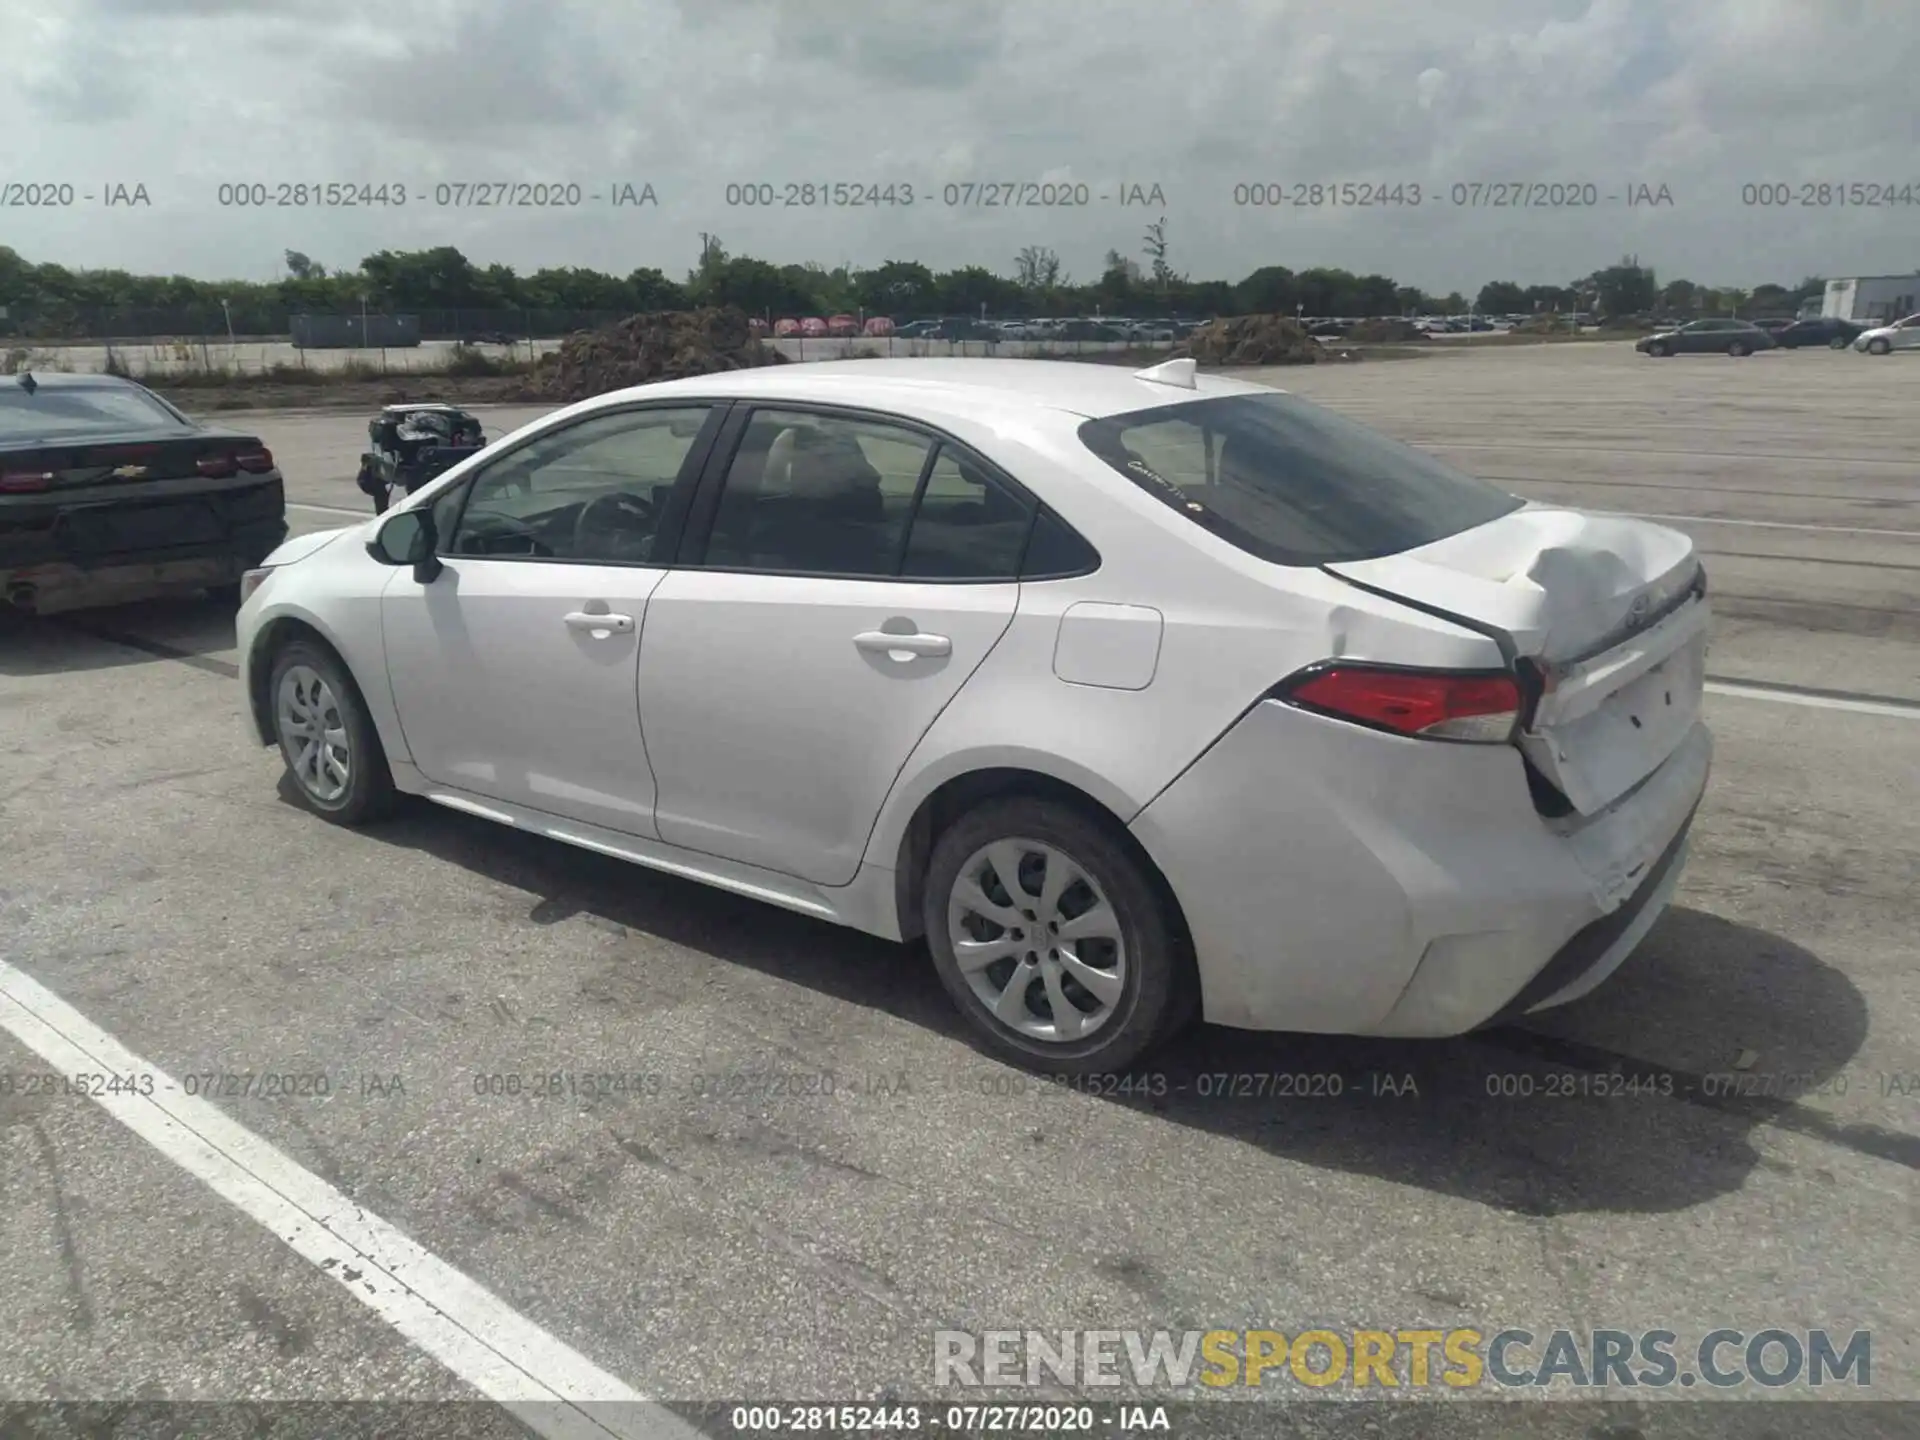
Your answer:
[1078,391,1522,567]
[447,406,711,562]
[701,409,932,576]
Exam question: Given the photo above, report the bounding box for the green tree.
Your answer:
[1142,217,1173,294]
[626,267,687,311]
[1351,274,1401,315]
[690,256,817,316]
[360,246,484,308]
[1014,245,1064,291]
[1589,255,1658,317]
[1659,278,1698,313]
[854,260,937,317]
[1093,249,1140,311]
[1235,265,1296,314]
[1183,279,1235,317]
[934,265,1022,316]
[1293,267,1363,314]
[1476,280,1527,314]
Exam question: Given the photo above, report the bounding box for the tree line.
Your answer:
[0,234,1827,340]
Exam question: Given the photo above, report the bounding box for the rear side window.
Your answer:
[900,446,1032,579]
[1077,391,1522,566]
[702,409,930,576]
[0,383,190,443]
[1021,507,1099,578]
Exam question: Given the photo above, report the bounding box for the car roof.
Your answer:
[577,357,1282,422]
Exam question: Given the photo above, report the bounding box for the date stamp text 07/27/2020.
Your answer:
[7,177,1920,211]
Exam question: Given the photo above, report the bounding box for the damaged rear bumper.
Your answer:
[2,555,253,616]
[1129,697,1711,1038]
[1,480,286,615]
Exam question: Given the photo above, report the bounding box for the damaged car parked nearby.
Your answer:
[237,358,1712,1075]
[1,371,287,615]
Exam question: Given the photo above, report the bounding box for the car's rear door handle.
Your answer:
[854,629,950,658]
[564,610,634,635]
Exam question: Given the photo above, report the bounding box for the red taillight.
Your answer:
[0,470,54,492]
[1278,665,1522,743]
[197,447,273,477]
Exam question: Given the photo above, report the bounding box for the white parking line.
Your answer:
[1704,680,1920,720]
[0,960,702,1440]
[287,501,372,518]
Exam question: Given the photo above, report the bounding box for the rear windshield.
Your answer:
[1077,391,1524,566]
[0,384,190,444]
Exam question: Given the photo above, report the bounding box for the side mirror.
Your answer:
[366,509,444,583]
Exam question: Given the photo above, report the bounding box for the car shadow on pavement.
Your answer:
[0,593,240,677]
[344,797,1898,1218]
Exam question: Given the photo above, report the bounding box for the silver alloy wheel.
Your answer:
[947,837,1128,1044]
[276,664,351,803]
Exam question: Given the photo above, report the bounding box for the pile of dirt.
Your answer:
[533,307,787,401]
[1182,315,1323,366]
[1344,317,1428,343]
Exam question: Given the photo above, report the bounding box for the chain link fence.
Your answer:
[0,308,636,344]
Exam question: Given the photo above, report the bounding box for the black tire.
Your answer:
[266,638,398,826]
[1830,336,1850,350]
[1868,338,1891,355]
[1645,341,1667,357]
[1727,340,1750,357]
[923,796,1194,1075]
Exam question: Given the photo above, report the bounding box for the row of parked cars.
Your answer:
[1634,313,1920,356]
[737,309,1920,355]
[744,316,1207,344]
[1411,314,1560,333]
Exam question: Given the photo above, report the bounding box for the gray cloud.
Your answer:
[2,0,1916,291]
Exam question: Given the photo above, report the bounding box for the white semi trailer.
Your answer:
[1821,274,1920,323]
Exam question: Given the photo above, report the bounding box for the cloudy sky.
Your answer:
[4,0,1917,292]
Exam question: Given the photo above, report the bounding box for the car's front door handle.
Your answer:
[853,629,951,659]
[564,610,634,635]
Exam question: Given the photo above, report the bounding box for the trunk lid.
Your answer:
[1326,504,1709,816]
[0,427,267,492]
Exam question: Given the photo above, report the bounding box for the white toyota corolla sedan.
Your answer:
[237,357,1711,1074]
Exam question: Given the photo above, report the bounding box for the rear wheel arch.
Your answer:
[891,766,1193,955]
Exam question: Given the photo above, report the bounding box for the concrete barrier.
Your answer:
[2,335,1179,377]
